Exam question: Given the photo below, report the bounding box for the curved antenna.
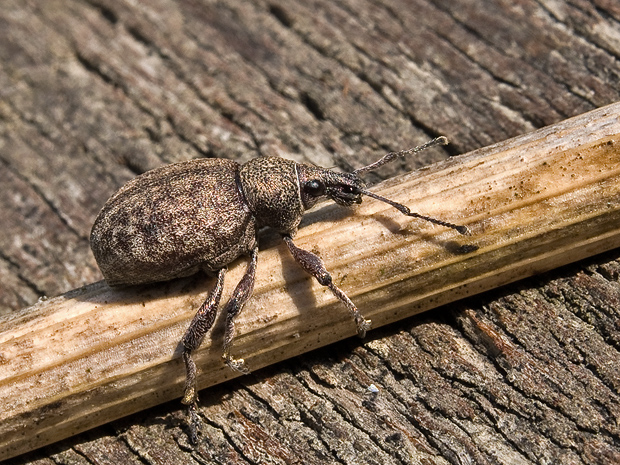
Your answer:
[353,136,448,175]
[359,188,470,235]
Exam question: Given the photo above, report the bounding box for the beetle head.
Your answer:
[298,137,470,236]
[297,136,449,210]
[297,165,365,210]
[240,137,468,236]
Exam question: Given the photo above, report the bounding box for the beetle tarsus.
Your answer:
[186,403,200,444]
[355,315,372,338]
[325,278,372,337]
[181,351,198,406]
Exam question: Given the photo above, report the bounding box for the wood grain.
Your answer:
[1,103,619,460]
[2,0,620,463]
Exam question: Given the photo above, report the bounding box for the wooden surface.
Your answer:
[1,0,620,463]
[3,105,619,461]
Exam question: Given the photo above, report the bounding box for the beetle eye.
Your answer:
[305,180,325,196]
[341,185,355,194]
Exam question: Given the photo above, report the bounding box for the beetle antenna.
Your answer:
[358,188,470,235]
[353,136,449,175]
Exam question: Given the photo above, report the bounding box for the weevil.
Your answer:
[90,136,469,440]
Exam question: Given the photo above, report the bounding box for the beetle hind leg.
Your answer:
[222,247,259,373]
[282,235,371,337]
[181,267,227,442]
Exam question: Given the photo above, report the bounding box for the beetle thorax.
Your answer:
[239,157,305,233]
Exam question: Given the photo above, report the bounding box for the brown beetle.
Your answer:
[90,137,469,440]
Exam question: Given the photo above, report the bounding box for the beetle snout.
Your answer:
[329,185,363,206]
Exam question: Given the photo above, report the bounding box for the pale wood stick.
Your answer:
[2,102,620,460]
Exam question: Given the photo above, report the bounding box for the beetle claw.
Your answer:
[224,354,250,374]
[356,318,372,338]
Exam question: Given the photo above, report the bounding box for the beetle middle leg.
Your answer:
[282,235,371,337]
[221,247,258,373]
[181,267,227,441]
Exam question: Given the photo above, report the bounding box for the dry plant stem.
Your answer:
[2,102,620,459]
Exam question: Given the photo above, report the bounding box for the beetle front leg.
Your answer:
[221,247,258,373]
[181,267,226,442]
[282,235,371,337]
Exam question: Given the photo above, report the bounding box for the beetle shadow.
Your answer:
[358,211,478,255]
[70,202,476,364]
[300,199,478,256]
[281,199,478,256]
[254,205,358,319]
[69,271,226,359]
[262,207,478,329]
[71,270,214,306]
[256,231,321,320]
[299,202,357,228]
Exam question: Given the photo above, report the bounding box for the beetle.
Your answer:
[90,136,469,440]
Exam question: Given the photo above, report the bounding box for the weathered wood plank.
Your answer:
[2,0,620,463]
[2,104,620,461]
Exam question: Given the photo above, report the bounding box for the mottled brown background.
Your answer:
[1,0,620,463]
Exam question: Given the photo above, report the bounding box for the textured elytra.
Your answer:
[91,158,258,287]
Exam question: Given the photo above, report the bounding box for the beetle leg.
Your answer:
[181,267,227,442]
[282,235,371,337]
[222,247,258,373]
